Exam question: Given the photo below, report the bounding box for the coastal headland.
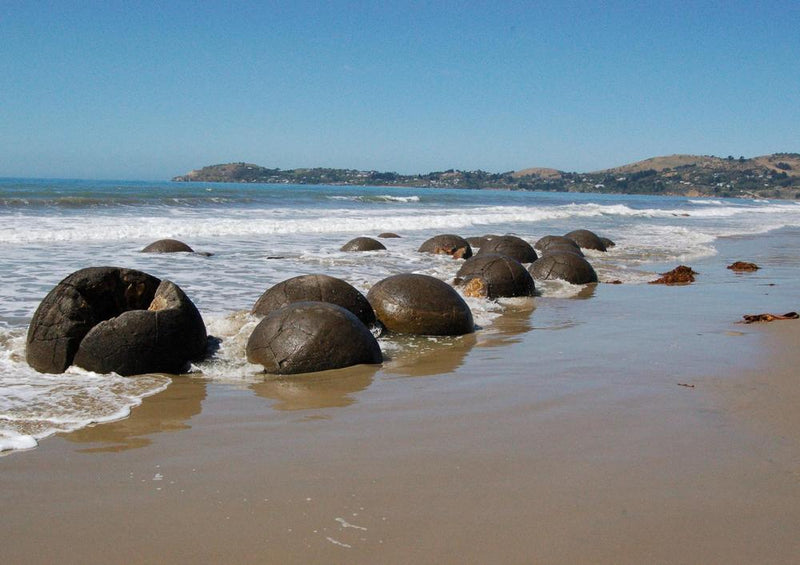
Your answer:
[173,153,800,199]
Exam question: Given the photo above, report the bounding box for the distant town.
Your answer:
[174,153,800,199]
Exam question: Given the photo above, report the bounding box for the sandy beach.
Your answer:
[2,272,799,564]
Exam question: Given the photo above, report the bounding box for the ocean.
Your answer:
[2,177,800,454]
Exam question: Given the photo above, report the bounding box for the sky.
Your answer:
[1,1,798,180]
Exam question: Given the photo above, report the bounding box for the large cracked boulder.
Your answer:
[367,274,474,336]
[251,274,376,327]
[141,239,195,253]
[534,235,581,253]
[466,234,499,249]
[246,302,382,375]
[528,253,598,285]
[453,253,535,299]
[418,234,472,259]
[564,229,607,252]
[340,237,386,251]
[26,267,207,376]
[476,235,538,263]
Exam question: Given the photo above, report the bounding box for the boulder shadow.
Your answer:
[250,363,378,411]
[61,376,207,453]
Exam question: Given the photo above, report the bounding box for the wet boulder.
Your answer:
[476,235,538,263]
[246,302,382,375]
[251,274,376,327]
[26,267,207,375]
[340,237,386,252]
[453,253,535,299]
[378,232,401,238]
[534,235,581,253]
[418,234,472,259]
[367,274,474,336]
[466,234,498,249]
[540,243,584,257]
[141,239,195,253]
[564,229,607,252]
[528,253,598,285]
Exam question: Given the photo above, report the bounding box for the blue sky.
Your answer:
[1,1,798,180]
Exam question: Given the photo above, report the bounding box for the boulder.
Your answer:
[367,274,474,336]
[453,254,535,299]
[378,232,401,238]
[534,235,581,253]
[540,243,584,257]
[251,274,376,327]
[246,302,382,374]
[26,267,207,375]
[466,235,498,249]
[528,253,598,284]
[564,229,607,251]
[141,239,195,253]
[476,235,538,263]
[340,237,386,251]
[418,234,472,259]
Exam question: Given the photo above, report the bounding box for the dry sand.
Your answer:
[1,311,799,564]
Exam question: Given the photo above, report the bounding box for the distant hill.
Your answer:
[174,153,800,199]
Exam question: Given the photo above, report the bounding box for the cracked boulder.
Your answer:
[534,235,582,254]
[141,239,195,253]
[340,237,386,251]
[564,229,607,252]
[466,234,499,250]
[418,234,473,259]
[246,301,382,375]
[26,267,207,375]
[528,253,598,285]
[367,274,474,335]
[252,274,377,328]
[453,253,535,299]
[476,235,538,263]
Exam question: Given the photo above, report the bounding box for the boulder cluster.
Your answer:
[26,229,613,378]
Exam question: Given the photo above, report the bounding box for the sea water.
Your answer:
[2,178,800,453]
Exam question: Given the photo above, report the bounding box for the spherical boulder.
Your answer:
[476,235,538,263]
[251,274,376,327]
[26,267,207,375]
[246,302,382,375]
[340,237,386,252]
[466,234,498,249]
[378,232,401,238]
[418,234,472,259]
[528,253,598,285]
[534,235,581,253]
[141,239,195,253]
[540,243,584,257]
[367,274,474,336]
[453,254,535,299]
[564,229,607,252]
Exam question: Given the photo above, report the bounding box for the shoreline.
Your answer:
[2,292,799,563]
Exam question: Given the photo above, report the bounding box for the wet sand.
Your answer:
[3,235,800,563]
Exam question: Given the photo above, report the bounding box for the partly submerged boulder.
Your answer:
[367,274,474,336]
[251,274,376,327]
[340,237,386,252]
[246,302,382,374]
[26,267,207,375]
[141,239,195,253]
[466,234,499,249]
[528,253,598,285]
[534,235,581,253]
[476,235,538,263]
[418,234,472,259]
[564,229,607,252]
[453,253,535,299]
